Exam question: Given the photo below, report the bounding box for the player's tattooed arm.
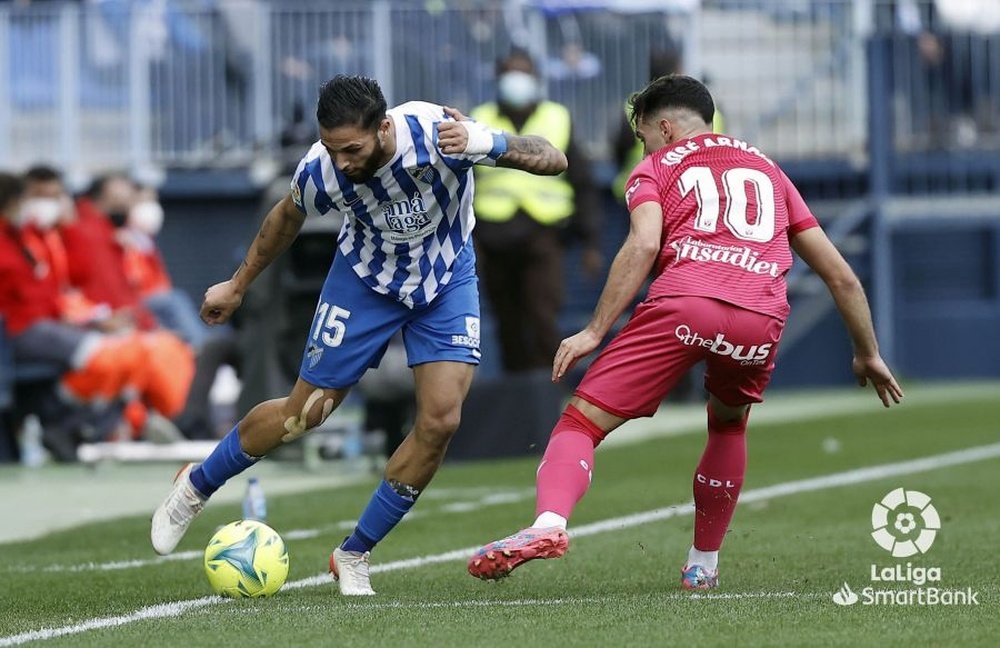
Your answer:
[496,134,569,175]
[232,194,306,293]
[437,106,566,174]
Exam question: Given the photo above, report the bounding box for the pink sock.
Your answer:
[534,405,604,520]
[692,406,748,551]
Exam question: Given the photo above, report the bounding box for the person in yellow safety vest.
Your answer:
[612,49,725,202]
[471,49,601,373]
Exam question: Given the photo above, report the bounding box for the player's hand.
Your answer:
[200,280,244,325]
[437,117,469,156]
[852,354,904,408]
[442,106,471,122]
[552,328,602,383]
[437,106,474,154]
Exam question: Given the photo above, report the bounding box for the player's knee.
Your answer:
[281,389,336,443]
[413,409,461,448]
[707,398,750,432]
[560,404,608,446]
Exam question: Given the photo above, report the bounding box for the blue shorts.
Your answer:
[299,248,481,389]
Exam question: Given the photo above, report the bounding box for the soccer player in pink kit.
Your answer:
[468,75,904,589]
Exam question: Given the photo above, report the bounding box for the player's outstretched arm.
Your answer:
[200,194,306,325]
[790,227,904,407]
[494,134,568,175]
[437,106,567,175]
[552,201,662,381]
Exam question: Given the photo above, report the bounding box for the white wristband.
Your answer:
[462,121,507,159]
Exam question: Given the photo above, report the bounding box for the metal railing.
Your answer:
[0,0,998,177]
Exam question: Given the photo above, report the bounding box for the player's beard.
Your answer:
[346,138,386,183]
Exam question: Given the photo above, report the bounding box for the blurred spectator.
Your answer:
[62,174,158,330]
[0,171,192,455]
[878,0,997,148]
[120,186,212,351]
[471,49,601,373]
[21,166,124,331]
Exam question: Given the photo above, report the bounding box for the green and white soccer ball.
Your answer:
[204,520,289,598]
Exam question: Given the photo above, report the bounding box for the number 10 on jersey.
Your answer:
[312,303,351,347]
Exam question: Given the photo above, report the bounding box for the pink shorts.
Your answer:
[575,296,784,418]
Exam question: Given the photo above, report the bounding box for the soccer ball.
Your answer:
[204,520,289,598]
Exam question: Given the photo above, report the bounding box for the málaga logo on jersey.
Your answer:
[409,165,435,184]
[674,324,772,365]
[381,194,431,235]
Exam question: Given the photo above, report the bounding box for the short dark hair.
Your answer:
[0,172,25,215]
[24,164,62,184]
[316,75,387,131]
[85,172,132,200]
[629,74,714,128]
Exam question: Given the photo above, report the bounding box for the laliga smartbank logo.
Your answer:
[870,487,939,556]
[832,488,979,607]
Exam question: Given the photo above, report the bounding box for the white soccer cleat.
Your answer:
[329,547,376,596]
[150,463,207,555]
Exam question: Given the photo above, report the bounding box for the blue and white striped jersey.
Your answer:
[290,101,494,308]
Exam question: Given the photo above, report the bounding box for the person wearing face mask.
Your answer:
[63,173,196,439]
[0,171,191,455]
[120,186,211,353]
[470,49,602,373]
[62,173,158,331]
[116,186,233,441]
[21,166,116,329]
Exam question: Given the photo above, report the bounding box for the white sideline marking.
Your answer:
[13,490,533,574]
[3,441,1000,646]
[0,597,227,646]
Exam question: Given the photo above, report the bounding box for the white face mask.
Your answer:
[128,200,164,236]
[498,71,540,110]
[20,198,63,230]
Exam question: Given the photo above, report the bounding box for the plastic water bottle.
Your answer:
[242,477,267,522]
[19,415,47,468]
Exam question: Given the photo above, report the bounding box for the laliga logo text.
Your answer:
[832,488,979,607]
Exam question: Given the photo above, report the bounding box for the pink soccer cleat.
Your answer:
[680,564,719,590]
[468,527,569,580]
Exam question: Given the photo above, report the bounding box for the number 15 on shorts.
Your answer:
[312,302,351,347]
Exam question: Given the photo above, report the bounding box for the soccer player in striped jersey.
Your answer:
[468,74,903,590]
[151,75,568,595]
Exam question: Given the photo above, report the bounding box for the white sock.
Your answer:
[532,511,568,530]
[687,546,719,571]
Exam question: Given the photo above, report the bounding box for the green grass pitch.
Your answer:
[0,383,997,647]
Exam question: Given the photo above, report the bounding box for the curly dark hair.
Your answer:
[316,75,387,131]
[629,74,714,127]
